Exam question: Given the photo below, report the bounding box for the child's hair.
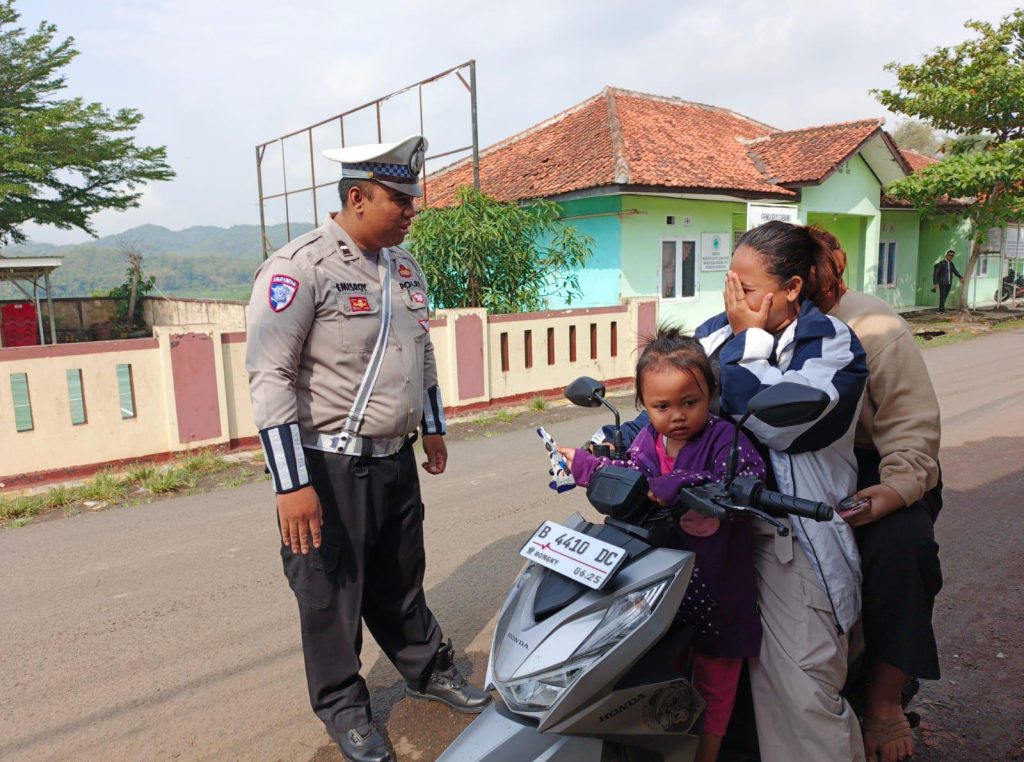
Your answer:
[635,326,716,408]
[735,220,844,305]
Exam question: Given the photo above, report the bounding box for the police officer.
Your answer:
[246,136,490,762]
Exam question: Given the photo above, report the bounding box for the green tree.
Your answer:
[890,119,944,157]
[407,186,594,313]
[874,10,1024,314]
[0,1,174,246]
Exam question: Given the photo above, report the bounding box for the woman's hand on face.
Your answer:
[838,484,906,528]
[724,270,772,334]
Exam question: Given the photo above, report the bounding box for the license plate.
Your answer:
[520,520,627,590]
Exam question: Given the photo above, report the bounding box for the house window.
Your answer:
[976,256,990,277]
[661,239,697,299]
[666,216,676,225]
[116,363,137,419]
[66,369,87,425]
[877,241,897,287]
[10,372,33,432]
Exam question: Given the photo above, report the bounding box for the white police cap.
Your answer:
[323,135,427,198]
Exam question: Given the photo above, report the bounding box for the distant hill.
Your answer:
[0,222,315,300]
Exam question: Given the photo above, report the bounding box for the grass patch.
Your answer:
[218,473,248,489]
[177,451,229,479]
[78,472,129,503]
[124,464,159,484]
[992,317,1024,332]
[142,467,193,494]
[915,331,977,349]
[0,493,48,521]
[530,396,549,411]
[44,484,79,508]
[496,409,519,423]
[8,516,31,528]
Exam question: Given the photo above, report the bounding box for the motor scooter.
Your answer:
[439,377,837,762]
[996,268,1024,302]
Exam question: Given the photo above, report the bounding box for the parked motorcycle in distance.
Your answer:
[995,267,1024,302]
[439,377,835,762]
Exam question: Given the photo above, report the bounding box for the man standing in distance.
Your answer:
[246,136,490,762]
[931,249,964,313]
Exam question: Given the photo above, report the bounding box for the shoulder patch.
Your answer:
[268,274,300,312]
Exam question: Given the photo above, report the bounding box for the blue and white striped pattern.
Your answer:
[695,302,867,454]
[259,422,310,493]
[421,384,446,435]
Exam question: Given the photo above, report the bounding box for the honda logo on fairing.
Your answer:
[506,632,529,649]
[598,693,646,723]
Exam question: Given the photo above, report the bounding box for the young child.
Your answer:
[559,327,765,762]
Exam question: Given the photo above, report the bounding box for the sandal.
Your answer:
[863,713,915,761]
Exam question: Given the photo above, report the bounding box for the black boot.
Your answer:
[335,723,394,762]
[406,638,492,714]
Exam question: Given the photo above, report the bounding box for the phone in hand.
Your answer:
[837,494,870,516]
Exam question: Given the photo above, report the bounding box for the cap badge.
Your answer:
[269,274,299,312]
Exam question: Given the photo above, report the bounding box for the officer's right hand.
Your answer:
[277,486,323,554]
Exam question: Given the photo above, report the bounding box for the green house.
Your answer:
[428,87,1006,322]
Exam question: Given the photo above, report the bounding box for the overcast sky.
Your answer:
[16,0,1023,244]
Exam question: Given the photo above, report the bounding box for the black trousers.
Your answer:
[937,282,952,310]
[855,449,943,680]
[280,442,443,734]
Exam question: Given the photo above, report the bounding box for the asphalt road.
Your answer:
[2,328,1022,762]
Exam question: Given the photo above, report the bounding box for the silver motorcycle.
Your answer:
[440,378,835,762]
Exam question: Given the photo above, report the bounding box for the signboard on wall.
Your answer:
[701,232,731,271]
[747,203,799,229]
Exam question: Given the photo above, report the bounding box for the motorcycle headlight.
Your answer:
[570,577,670,661]
[496,662,590,712]
[495,578,671,713]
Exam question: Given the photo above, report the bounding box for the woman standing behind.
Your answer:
[814,228,943,762]
[695,220,868,761]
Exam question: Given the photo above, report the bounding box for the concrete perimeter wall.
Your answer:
[0,299,656,487]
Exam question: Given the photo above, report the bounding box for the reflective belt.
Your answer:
[303,431,407,458]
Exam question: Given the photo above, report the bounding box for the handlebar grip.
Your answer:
[756,489,834,522]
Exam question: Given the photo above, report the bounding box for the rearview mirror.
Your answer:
[746,382,830,428]
[564,376,606,408]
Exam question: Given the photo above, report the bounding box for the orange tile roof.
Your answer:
[744,119,884,185]
[424,88,901,207]
[421,93,618,207]
[900,148,940,172]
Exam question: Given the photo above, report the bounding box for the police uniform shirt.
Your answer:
[246,216,446,492]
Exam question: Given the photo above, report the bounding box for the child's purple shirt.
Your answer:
[570,414,766,658]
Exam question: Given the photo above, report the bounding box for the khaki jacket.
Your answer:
[246,217,439,441]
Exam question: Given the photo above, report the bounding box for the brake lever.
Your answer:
[678,486,791,537]
[741,506,790,537]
